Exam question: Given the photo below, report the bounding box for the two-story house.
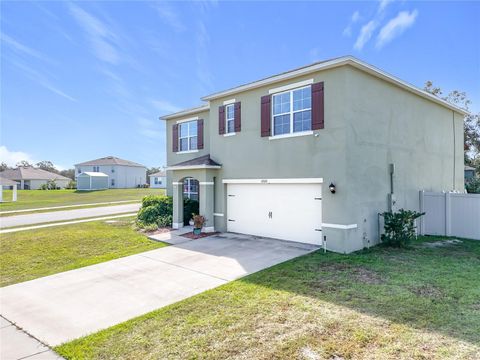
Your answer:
[162,56,466,253]
[75,156,147,189]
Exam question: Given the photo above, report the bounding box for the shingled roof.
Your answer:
[75,156,145,168]
[0,167,70,181]
[168,155,221,169]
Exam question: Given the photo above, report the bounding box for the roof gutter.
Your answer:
[198,56,468,116]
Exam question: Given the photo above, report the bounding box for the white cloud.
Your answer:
[354,20,378,50]
[0,33,54,63]
[0,146,37,167]
[152,2,186,32]
[343,11,361,37]
[69,4,120,64]
[151,99,181,114]
[378,0,394,13]
[376,10,419,48]
[8,60,77,102]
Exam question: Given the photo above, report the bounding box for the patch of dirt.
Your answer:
[142,227,172,235]
[317,263,385,285]
[471,302,480,311]
[181,231,220,240]
[421,239,463,248]
[409,285,444,299]
[353,267,385,285]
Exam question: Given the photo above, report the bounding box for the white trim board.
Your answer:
[268,79,313,94]
[222,178,323,184]
[167,165,222,171]
[222,98,236,105]
[176,116,199,124]
[322,223,358,230]
[269,131,313,141]
[199,182,214,185]
[213,213,224,217]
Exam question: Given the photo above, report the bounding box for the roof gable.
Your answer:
[75,156,146,168]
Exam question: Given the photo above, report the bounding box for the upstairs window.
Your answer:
[225,104,235,134]
[179,121,198,152]
[93,166,100,172]
[78,168,82,174]
[272,86,311,136]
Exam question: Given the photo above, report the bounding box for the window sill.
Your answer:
[176,149,199,154]
[223,132,236,137]
[268,131,313,140]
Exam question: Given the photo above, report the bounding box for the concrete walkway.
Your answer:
[1,316,63,360]
[0,233,319,347]
[0,203,140,228]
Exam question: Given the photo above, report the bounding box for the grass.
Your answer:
[0,188,165,213]
[0,217,166,287]
[56,236,480,360]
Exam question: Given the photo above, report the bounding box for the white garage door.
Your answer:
[226,182,322,245]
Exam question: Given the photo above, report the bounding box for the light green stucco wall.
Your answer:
[165,64,464,253]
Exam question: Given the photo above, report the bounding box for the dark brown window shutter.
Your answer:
[172,124,179,152]
[197,119,204,149]
[311,82,324,130]
[234,102,241,132]
[261,95,271,137]
[218,106,225,135]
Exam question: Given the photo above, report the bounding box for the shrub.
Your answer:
[466,177,480,194]
[66,180,76,189]
[380,209,425,248]
[136,195,173,228]
[183,198,199,225]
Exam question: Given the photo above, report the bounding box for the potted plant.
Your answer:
[192,214,206,235]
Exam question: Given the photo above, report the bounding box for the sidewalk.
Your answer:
[0,213,137,234]
[1,316,63,360]
[0,200,139,215]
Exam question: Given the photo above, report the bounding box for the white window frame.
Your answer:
[183,178,199,200]
[178,120,198,152]
[271,85,312,137]
[225,103,235,134]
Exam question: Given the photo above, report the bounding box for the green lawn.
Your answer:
[56,237,480,360]
[0,188,164,213]
[0,218,166,287]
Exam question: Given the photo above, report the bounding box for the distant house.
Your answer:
[76,172,109,191]
[74,156,147,188]
[465,165,476,181]
[0,167,70,190]
[149,171,166,188]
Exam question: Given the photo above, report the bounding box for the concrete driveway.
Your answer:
[0,203,140,228]
[0,233,318,347]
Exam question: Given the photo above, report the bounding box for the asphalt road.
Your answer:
[0,203,141,228]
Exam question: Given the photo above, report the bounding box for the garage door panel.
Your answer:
[227,182,322,245]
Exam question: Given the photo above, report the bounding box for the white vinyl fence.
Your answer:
[419,191,480,240]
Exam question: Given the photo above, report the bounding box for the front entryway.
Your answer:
[226,182,323,245]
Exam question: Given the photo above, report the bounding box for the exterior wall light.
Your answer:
[329,183,336,194]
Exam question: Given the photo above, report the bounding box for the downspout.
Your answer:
[452,110,456,191]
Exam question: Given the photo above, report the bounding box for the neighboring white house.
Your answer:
[75,156,147,188]
[149,171,166,188]
[76,172,109,190]
[0,167,70,190]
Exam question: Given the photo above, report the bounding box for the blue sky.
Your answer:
[1,0,479,169]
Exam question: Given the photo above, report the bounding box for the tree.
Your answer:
[60,169,75,180]
[36,161,59,174]
[0,162,9,171]
[16,160,33,167]
[424,81,480,171]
